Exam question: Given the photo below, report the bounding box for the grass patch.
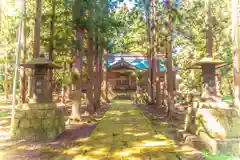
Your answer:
[202,150,240,160]
[71,100,179,160]
[0,110,9,117]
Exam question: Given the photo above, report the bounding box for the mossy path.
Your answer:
[72,100,180,160]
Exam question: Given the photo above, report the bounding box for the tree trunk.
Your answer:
[71,26,84,120]
[48,0,56,101]
[61,62,66,104]
[103,54,109,103]
[206,0,213,58]
[99,45,103,104]
[86,54,94,113]
[156,57,161,105]
[94,54,101,109]
[66,62,72,101]
[34,0,41,58]
[4,54,8,100]
[144,1,153,104]
[164,1,174,118]
[232,0,240,108]
[28,0,42,100]
[93,31,101,110]
[71,56,83,120]
[151,0,157,104]
[19,0,27,104]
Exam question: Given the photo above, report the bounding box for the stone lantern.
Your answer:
[189,57,230,100]
[11,55,65,140]
[183,57,240,155]
[21,55,61,103]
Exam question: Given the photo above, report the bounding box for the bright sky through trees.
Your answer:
[124,0,134,9]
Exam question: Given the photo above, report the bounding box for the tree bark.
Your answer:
[151,0,157,104]
[143,0,153,104]
[93,31,101,110]
[4,53,8,100]
[206,0,213,57]
[71,26,84,120]
[28,0,42,100]
[61,62,66,104]
[232,0,240,108]
[99,45,103,104]
[19,0,27,104]
[48,0,56,101]
[156,57,160,105]
[103,54,109,103]
[86,8,94,113]
[86,53,94,113]
[66,62,72,101]
[164,1,174,118]
[34,0,42,58]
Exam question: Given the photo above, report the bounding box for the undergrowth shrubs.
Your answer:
[132,88,148,104]
[113,92,133,100]
[101,82,115,104]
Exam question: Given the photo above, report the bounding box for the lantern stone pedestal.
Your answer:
[181,57,240,156]
[11,56,65,140]
[11,103,65,140]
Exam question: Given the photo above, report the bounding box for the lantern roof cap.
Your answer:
[21,55,61,69]
[188,57,231,69]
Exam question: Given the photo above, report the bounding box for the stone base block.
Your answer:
[180,130,240,156]
[197,108,240,138]
[199,131,240,156]
[11,103,65,140]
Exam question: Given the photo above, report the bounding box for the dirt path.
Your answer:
[0,101,203,160]
[72,100,181,160]
[0,105,108,160]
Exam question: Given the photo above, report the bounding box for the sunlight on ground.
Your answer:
[69,100,180,160]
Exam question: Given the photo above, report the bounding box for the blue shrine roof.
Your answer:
[107,57,180,71]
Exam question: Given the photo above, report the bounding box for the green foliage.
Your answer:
[132,88,148,104]
[202,150,239,160]
[174,0,232,96]
[109,6,147,53]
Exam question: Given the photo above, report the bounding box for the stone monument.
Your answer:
[182,57,240,156]
[11,55,65,140]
